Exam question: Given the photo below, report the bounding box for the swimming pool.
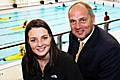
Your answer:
[0,1,120,64]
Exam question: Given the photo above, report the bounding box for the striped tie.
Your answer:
[75,41,83,62]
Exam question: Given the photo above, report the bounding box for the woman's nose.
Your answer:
[37,39,43,46]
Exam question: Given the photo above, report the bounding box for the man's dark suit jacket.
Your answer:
[68,26,120,80]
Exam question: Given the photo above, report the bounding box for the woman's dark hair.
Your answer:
[23,19,60,76]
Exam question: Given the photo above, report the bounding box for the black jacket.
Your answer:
[22,51,83,80]
[68,26,120,80]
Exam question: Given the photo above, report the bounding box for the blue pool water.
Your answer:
[0,1,120,64]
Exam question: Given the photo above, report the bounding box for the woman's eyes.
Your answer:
[29,36,49,42]
[30,38,36,42]
[42,36,48,40]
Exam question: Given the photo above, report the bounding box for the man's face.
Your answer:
[69,4,95,40]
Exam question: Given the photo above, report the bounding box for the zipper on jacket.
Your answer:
[42,74,44,80]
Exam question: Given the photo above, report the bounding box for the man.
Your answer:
[67,1,120,80]
[104,11,110,32]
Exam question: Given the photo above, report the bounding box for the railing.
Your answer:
[0,18,120,50]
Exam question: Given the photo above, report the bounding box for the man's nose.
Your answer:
[76,21,81,29]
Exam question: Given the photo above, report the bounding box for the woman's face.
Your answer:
[28,27,51,58]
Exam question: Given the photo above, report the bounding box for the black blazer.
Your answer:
[68,26,120,80]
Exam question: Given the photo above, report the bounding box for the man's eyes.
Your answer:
[80,18,87,23]
[70,18,88,24]
[70,20,76,23]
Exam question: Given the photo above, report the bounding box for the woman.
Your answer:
[21,19,83,80]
